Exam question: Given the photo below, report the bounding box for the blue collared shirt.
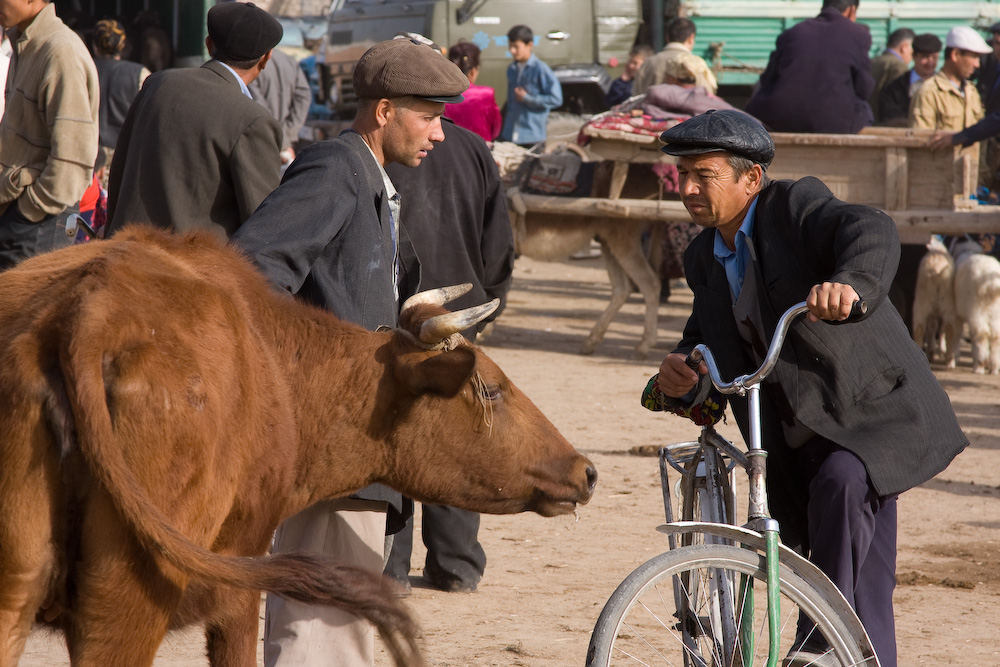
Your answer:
[713,197,758,300]
[216,60,253,99]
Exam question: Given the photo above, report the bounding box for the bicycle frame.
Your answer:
[670,302,809,667]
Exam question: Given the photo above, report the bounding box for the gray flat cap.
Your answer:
[660,109,774,168]
[353,38,469,103]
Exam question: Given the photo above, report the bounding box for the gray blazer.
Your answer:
[107,60,282,240]
[231,130,420,530]
[674,177,966,532]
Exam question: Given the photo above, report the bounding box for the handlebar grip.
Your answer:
[684,348,703,373]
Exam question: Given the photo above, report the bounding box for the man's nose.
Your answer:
[680,177,699,197]
[429,118,445,143]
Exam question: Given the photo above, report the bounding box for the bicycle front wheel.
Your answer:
[586,544,876,667]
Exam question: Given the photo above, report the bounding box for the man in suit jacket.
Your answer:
[106,1,283,240]
[231,37,469,667]
[649,110,966,667]
[745,0,874,133]
[248,47,312,168]
[877,32,941,126]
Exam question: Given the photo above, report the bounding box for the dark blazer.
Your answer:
[673,178,966,535]
[745,8,874,133]
[876,70,913,125]
[231,129,420,531]
[385,118,514,341]
[976,53,1000,115]
[107,60,282,240]
[868,50,909,121]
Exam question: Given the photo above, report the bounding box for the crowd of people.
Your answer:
[0,2,982,667]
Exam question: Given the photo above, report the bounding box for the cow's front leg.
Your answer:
[206,588,262,667]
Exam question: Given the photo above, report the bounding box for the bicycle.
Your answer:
[586,301,881,667]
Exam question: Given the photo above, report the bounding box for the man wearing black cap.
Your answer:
[106,1,283,240]
[647,110,966,667]
[877,32,942,126]
[231,36,469,667]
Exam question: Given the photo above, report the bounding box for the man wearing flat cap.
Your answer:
[646,110,966,667]
[231,36,469,667]
[106,1,283,239]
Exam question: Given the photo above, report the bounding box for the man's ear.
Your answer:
[746,164,764,195]
[374,98,393,128]
[258,49,272,72]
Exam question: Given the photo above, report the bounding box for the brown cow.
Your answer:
[0,228,597,667]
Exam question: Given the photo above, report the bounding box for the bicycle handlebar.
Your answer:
[686,299,866,395]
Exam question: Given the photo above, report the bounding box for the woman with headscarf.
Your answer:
[444,41,502,142]
[93,19,149,176]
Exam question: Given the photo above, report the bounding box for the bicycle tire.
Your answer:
[586,544,876,667]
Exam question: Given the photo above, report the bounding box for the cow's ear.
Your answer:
[400,347,477,397]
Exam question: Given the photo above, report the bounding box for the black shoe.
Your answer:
[422,563,479,593]
[386,574,412,598]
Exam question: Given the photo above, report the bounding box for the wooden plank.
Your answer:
[884,146,908,211]
[517,192,691,221]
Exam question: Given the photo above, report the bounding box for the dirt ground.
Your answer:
[20,253,1000,665]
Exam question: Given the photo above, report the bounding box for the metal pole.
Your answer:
[651,0,664,50]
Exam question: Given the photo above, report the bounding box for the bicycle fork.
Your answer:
[743,383,782,667]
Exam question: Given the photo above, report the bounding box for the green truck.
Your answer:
[684,0,1000,90]
[320,0,643,116]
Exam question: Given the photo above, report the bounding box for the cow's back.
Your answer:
[0,228,300,633]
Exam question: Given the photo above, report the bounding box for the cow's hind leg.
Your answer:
[66,495,181,667]
[0,502,57,666]
[205,588,261,667]
[581,238,631,356]
[0,423,59,666]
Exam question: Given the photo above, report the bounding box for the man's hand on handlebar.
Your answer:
[806,282,861,323]
[658,353,705,397]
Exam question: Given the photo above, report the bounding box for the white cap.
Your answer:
[946,26,992,54]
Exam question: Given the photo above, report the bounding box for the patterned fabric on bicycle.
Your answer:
[641,373,726,426]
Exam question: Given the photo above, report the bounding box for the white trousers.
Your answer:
[264,498,389,667]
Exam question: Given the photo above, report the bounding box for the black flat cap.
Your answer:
[207,2,282,62]
[990,22,1000,34]
[354,37,469,103]
[660,109,774,168]
[912,33,942,54]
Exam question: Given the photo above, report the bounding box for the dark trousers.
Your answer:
[385,503,486,588]
[0,203,75,271]
[795,438,898,667]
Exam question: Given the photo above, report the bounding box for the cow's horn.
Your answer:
[401,284,473,314]
[419,299,500,344]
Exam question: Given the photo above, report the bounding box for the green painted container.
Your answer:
[683,0,1000,85]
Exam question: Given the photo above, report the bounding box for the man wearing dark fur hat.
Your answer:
[106,1,283,239]
[646,110,966,667]
[231,36,469,667]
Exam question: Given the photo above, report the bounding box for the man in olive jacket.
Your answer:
[106,2,282,240]
[651,110,966,667]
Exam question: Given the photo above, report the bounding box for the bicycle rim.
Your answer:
[586,544,876,667]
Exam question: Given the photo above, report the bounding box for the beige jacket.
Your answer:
[633,42,718,96]
[908,70,983,132]
[0,3,99,221]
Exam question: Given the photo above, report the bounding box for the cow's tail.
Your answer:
[56,304,421,666]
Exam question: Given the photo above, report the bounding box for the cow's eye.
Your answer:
[482,384,502,401]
